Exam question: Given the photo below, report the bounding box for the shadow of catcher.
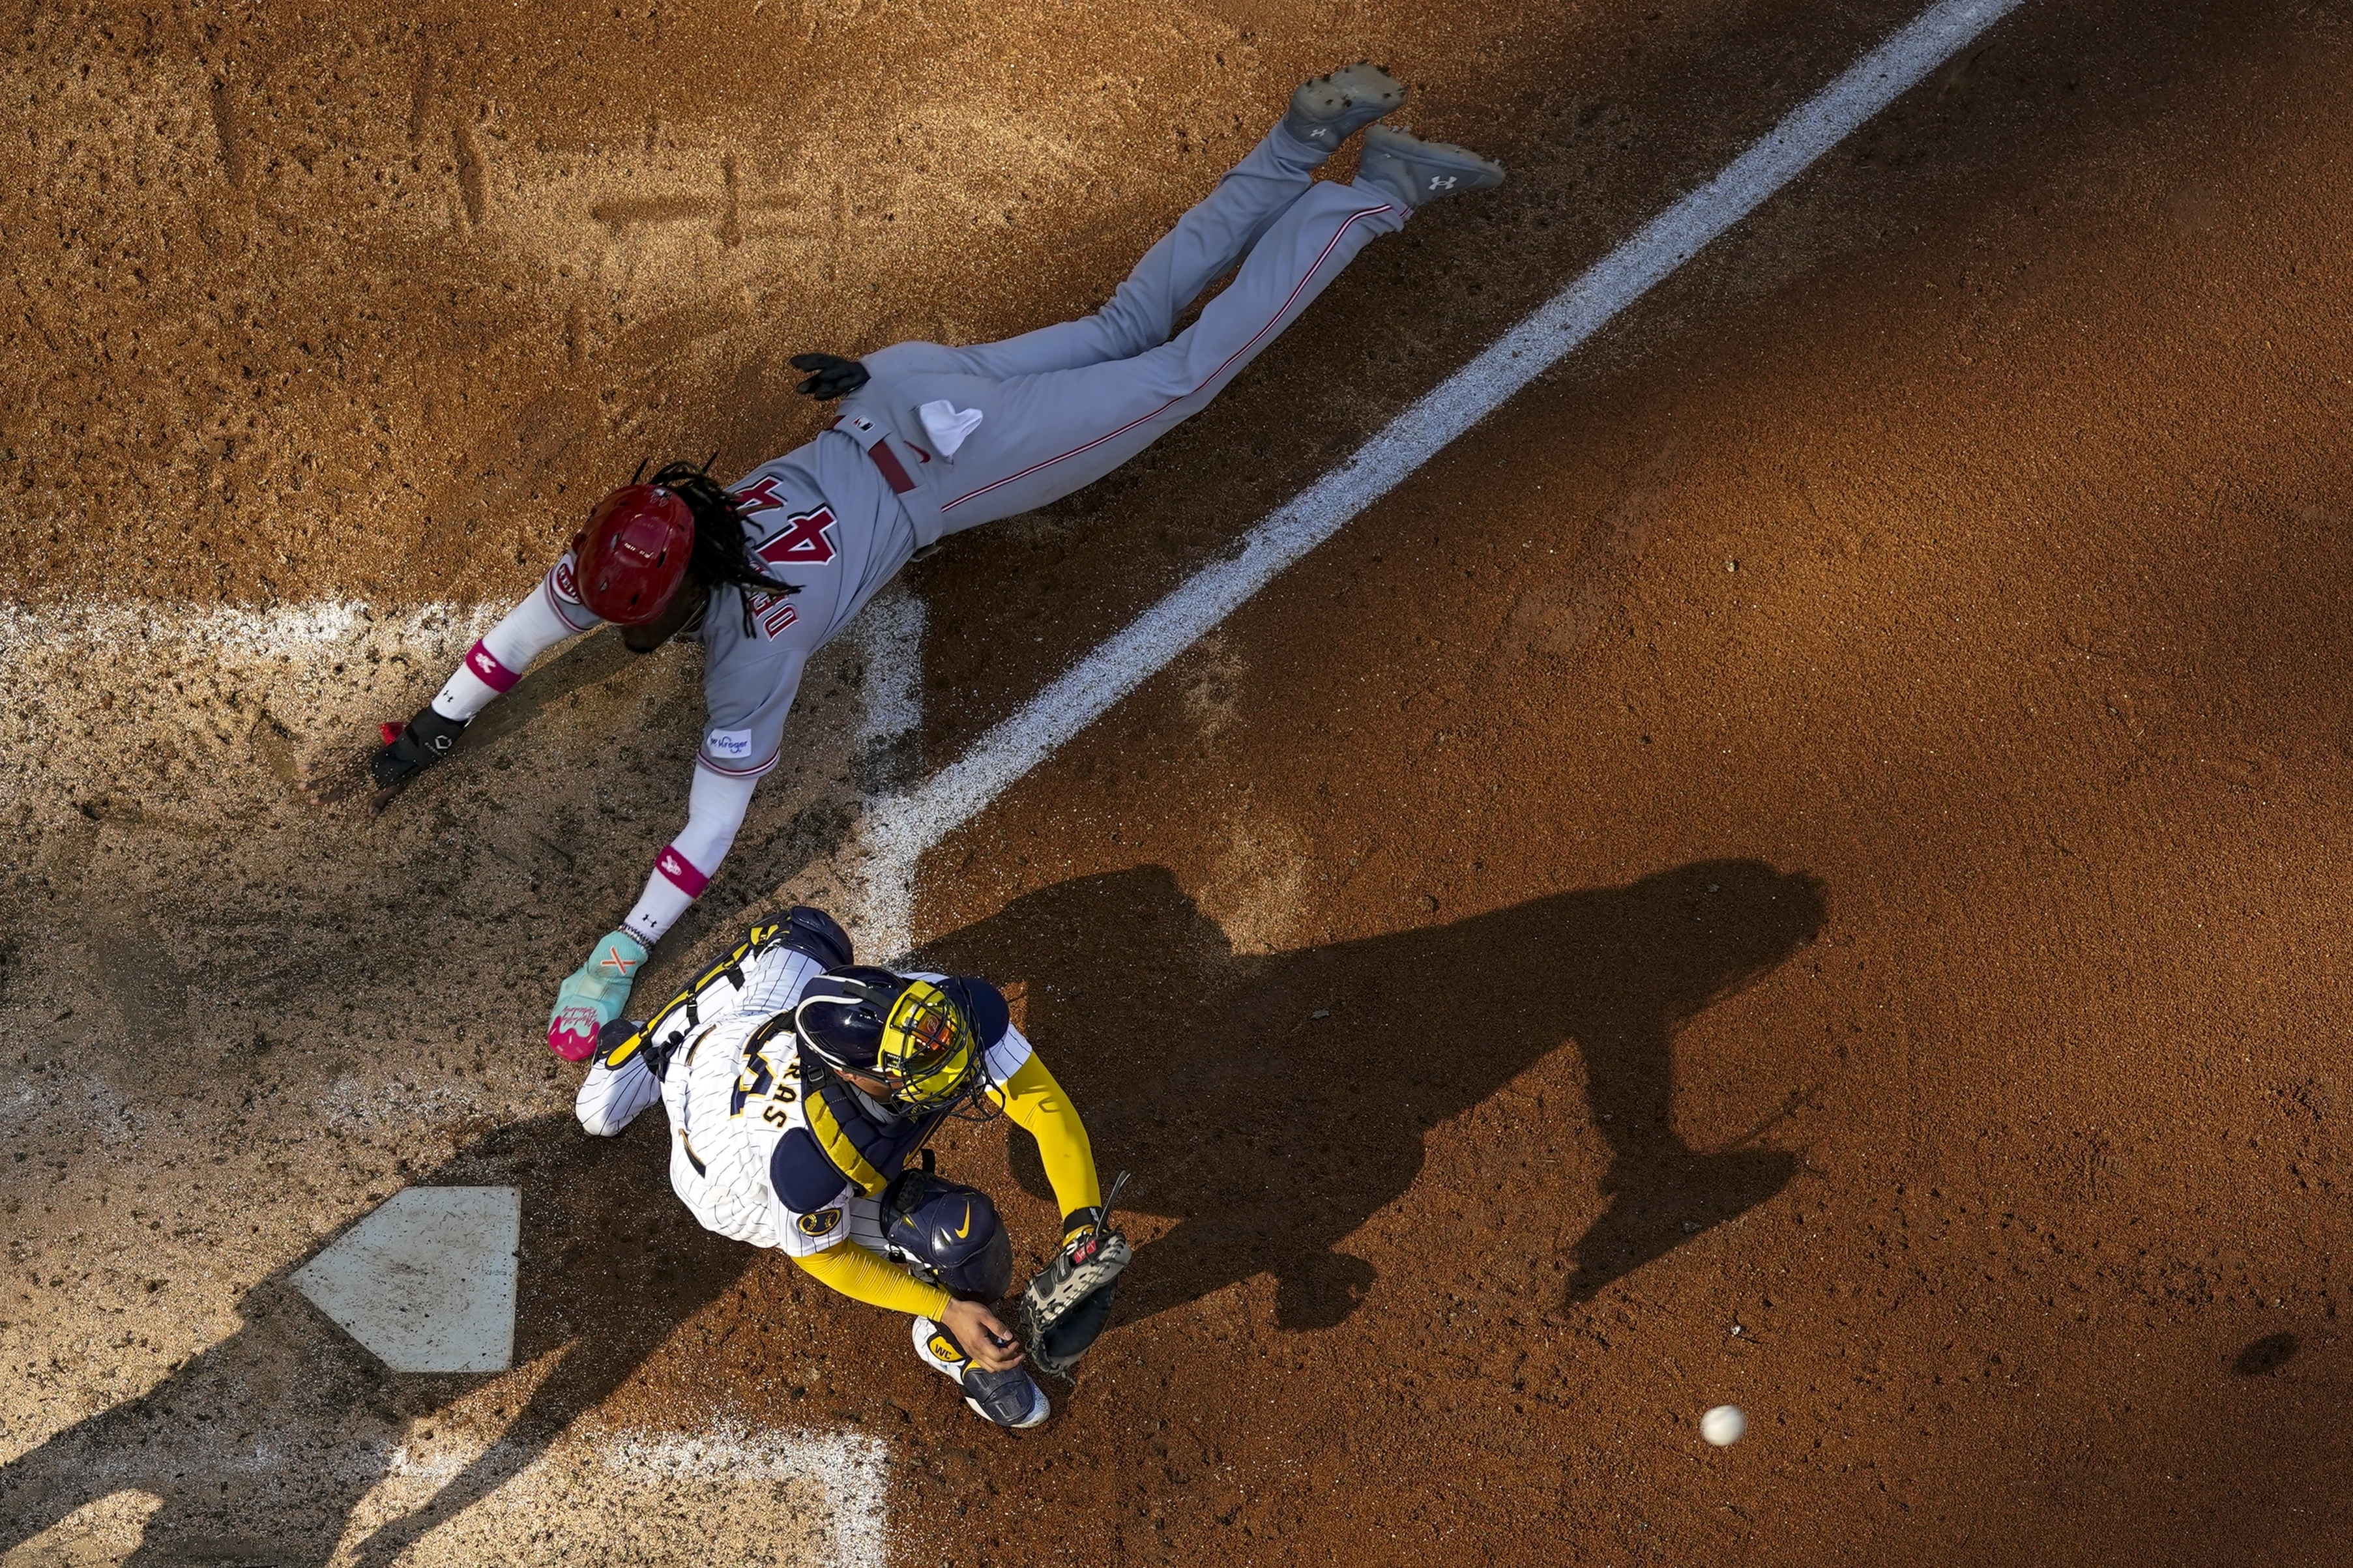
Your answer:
[922,858,1826,1328]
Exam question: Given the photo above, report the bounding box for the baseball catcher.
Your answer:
[576,905,1129,1429]
[360,64,1504,1060]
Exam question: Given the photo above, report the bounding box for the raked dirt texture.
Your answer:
[6,1,2353,1565]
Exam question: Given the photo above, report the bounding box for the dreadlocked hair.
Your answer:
[642,457,800,636]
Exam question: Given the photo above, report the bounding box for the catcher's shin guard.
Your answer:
[912,1317,1050,1430]
[755,905,855,969]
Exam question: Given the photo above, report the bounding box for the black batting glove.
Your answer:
[790,353,870,400]
[371,704,469,790]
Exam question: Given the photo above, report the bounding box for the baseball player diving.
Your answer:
[576,905,1128,1429]
[366,65,1506,1060]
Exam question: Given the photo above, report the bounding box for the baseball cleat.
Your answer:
[913,1316,1051,1430]
[1356,124,1506,209]
[1281,63,1408,153]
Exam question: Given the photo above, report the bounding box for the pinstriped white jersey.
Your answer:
[576,942,824,1249]
[574,946,1032,1254]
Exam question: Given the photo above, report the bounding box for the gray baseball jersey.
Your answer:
[541,119,1405,791]
[544,435,912,780]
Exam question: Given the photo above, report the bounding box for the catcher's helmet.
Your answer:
[795,966,981,1115]
[572,483,695,624]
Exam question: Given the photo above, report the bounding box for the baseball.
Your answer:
[1701,1405,1747,1446]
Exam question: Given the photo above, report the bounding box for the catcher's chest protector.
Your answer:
[790,1054,956,1194]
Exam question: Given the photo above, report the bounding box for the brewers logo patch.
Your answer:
[797,1208,843,1238]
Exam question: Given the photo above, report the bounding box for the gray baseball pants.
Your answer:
[845,123,1407,534]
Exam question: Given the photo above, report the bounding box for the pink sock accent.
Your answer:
[654,845,710,897]
[463,639,520,693]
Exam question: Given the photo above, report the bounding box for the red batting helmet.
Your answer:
[572,484,695,624]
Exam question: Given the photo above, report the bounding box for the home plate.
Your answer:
[293,1187,521,1373]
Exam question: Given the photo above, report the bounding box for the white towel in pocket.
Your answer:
[917,399,985,459]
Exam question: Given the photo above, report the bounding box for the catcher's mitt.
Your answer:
[1016,1172,1132,1381]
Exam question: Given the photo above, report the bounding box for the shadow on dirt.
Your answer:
[922,857,1828,1328]
[0,1114,758,1568]
[459,628,638,749]
[0,858,1820,1560]
[2234,1332,2300,1377]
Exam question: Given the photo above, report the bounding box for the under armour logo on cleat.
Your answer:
[1430,175,1458,190]
[598,945,641,976]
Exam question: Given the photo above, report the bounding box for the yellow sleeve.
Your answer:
[791,1242,952,1318]
[989,1051,1101,1228]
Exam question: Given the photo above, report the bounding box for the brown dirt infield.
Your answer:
[7,0,2352,1565]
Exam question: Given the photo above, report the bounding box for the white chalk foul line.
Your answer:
[865,0,2028,880]
[601,1425,891,1568]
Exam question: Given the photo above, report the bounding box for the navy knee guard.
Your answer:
[879,1170,1013,1301]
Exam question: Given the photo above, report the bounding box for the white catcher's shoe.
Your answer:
[913,1316,1050,1430]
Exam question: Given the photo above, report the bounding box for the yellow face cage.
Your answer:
[877,980,977,1113]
